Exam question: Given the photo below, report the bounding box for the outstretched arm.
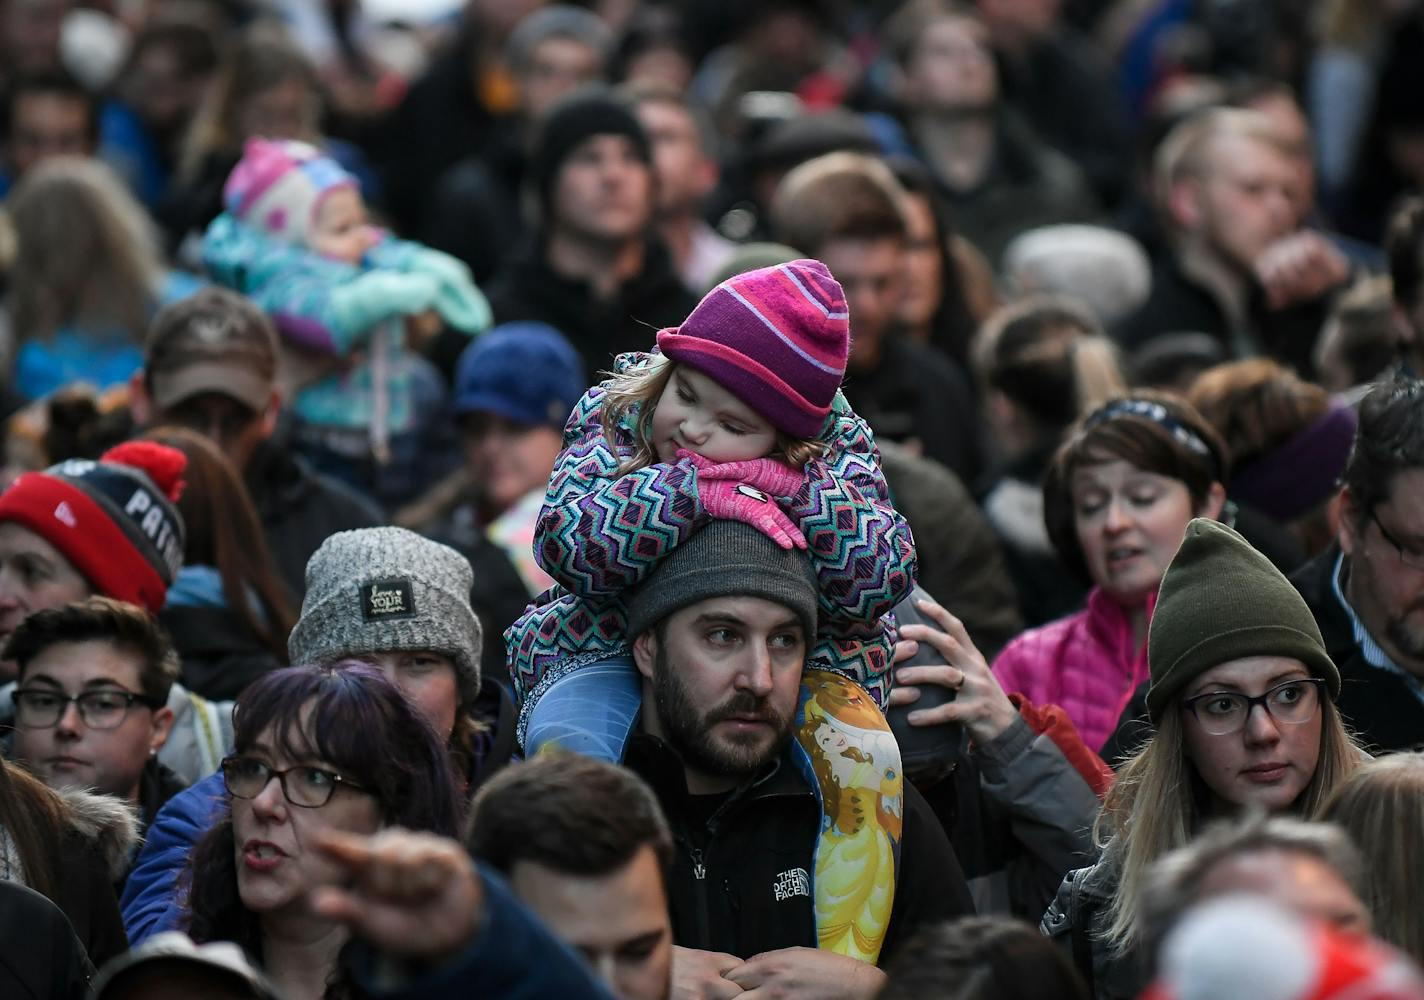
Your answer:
[313,829,614,1000]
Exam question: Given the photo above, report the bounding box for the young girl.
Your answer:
[508,258,915,758]
[201,137,490,506]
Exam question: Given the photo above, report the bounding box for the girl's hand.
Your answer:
[698,477,808,550]
[679,450,805,499]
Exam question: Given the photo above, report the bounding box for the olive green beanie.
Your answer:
[1145,518,1340,721]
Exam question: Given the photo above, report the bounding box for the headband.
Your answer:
[1084,397,1222,479]
[1229,404,1357,522]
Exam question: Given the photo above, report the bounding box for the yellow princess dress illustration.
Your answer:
[795,668,904,965]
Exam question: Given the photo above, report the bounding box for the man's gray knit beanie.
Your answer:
[288,527,483,704]
[625,520,819,639]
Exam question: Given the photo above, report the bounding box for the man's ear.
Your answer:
[632,630,658,682]
[1167,178,1202,232]
[149,705,175,753]
[259,389,281,439]
[691,154,719,202]
[1338,487,1362,556]
[1199,481,1227,521]
[129,371,153,426]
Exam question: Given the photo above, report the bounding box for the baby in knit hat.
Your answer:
[507,259,917,770]
[201,138,492,505]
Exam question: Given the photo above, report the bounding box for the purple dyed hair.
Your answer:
[187,665,462,954]
[228,664,461,834]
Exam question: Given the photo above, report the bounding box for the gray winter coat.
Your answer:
[1042,843,1147,1000]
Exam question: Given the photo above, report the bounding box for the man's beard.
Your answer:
[650,644,794,780]
[1385,610,1424,663]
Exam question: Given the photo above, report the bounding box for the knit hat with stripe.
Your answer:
[223,137,357,246]
[657,259,849,439]
[0,442,186,613]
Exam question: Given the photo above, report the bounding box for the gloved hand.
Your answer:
[679,450,804,499]
[403,246,472,289]
[404,248,493,334]
[698,477,807,550]
[433,278,492,334]
[330,270,441,344]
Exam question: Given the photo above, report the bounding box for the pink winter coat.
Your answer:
[991,588,1156,751]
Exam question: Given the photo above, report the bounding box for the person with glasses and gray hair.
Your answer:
[1043,518,1363,1000]
[1289,375,1424,753]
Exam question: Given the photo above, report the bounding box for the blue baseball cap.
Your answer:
[454,322,587,429]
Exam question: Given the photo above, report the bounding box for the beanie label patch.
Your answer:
[362,579,416,622]
[53,501,76,528]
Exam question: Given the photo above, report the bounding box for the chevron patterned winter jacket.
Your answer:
[506,351,917,720]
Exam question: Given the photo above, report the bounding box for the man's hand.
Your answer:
[723,947,886,999]
[890,595,1019,746]
[1254,230,1349,310]
[671,945,745,999]
[309,828,482,965]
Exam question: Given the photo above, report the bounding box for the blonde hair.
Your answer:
[1155,108,1291,222]
[601,355,825,475]
[1097,697,1363,956]
[1319,753,1424,965]
[178,23,319,181]
[7,156,163,344]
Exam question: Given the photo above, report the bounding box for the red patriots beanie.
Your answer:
[0,442,187,613]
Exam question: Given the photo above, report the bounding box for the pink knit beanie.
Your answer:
[222,137,357,245]
[656,259,849,439]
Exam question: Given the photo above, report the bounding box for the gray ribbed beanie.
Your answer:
[288,527,483,704]
[626,520,819,639]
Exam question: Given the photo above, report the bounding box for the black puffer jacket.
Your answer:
[39,789,138,969]
[0,882,92,1000]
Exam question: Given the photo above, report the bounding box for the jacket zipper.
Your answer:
[689,844,711,948]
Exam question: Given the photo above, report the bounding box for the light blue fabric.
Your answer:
[202,215,481,435]
[164,565,228,610]
[523,655,642,761]
[13,270,205,400]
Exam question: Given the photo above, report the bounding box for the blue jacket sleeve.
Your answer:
[120,772,226,944]
[357,870,614,1000]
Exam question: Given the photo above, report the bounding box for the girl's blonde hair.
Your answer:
[178,23,320,182]
[601,354,826,474]
[7,156,163,344]
[1319,753,1424,965]
[1097,696,1362,956]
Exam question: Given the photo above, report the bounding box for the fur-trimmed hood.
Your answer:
[58,788,141,881]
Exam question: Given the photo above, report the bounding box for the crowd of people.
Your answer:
[1,1,1424,998]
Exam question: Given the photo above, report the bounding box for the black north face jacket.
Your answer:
[624,733,974,965]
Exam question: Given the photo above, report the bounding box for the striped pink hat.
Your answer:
[656,259,849,439]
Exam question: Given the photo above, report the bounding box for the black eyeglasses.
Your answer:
[1371,512,1424,571]
[1181,679,1326,737]
[13,687,163,730]
[221,755,369,809]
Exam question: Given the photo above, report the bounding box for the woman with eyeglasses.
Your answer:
[1042,519,1364,1000]
[185,665,460,1000]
